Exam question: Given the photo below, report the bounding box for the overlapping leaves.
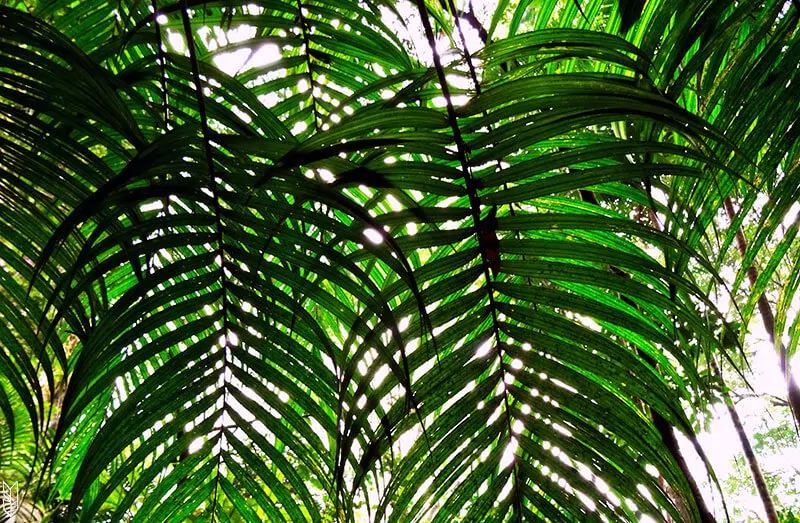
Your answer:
[0,0,786,521]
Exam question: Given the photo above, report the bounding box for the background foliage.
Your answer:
[1,0,800,521]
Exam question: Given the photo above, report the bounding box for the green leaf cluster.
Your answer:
[1,0,799,521]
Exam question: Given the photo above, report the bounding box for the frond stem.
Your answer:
[179,2,233,515]
[297,0,322,132]
[414,1,522,518]
[151,0,170,129]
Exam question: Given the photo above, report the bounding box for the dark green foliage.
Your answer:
[1,0,799,521]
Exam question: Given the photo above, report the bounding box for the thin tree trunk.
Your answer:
[652,414,716,523]
[645,193,780,521]
[579,190,716,522]
[722,197,800,423]
[710,359,780,523]
[639,190,781,522]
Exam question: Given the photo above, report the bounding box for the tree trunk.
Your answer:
[710,359,780,523]
[579,190,716,522]
[722,197,800,423]
[652,413,717,523]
